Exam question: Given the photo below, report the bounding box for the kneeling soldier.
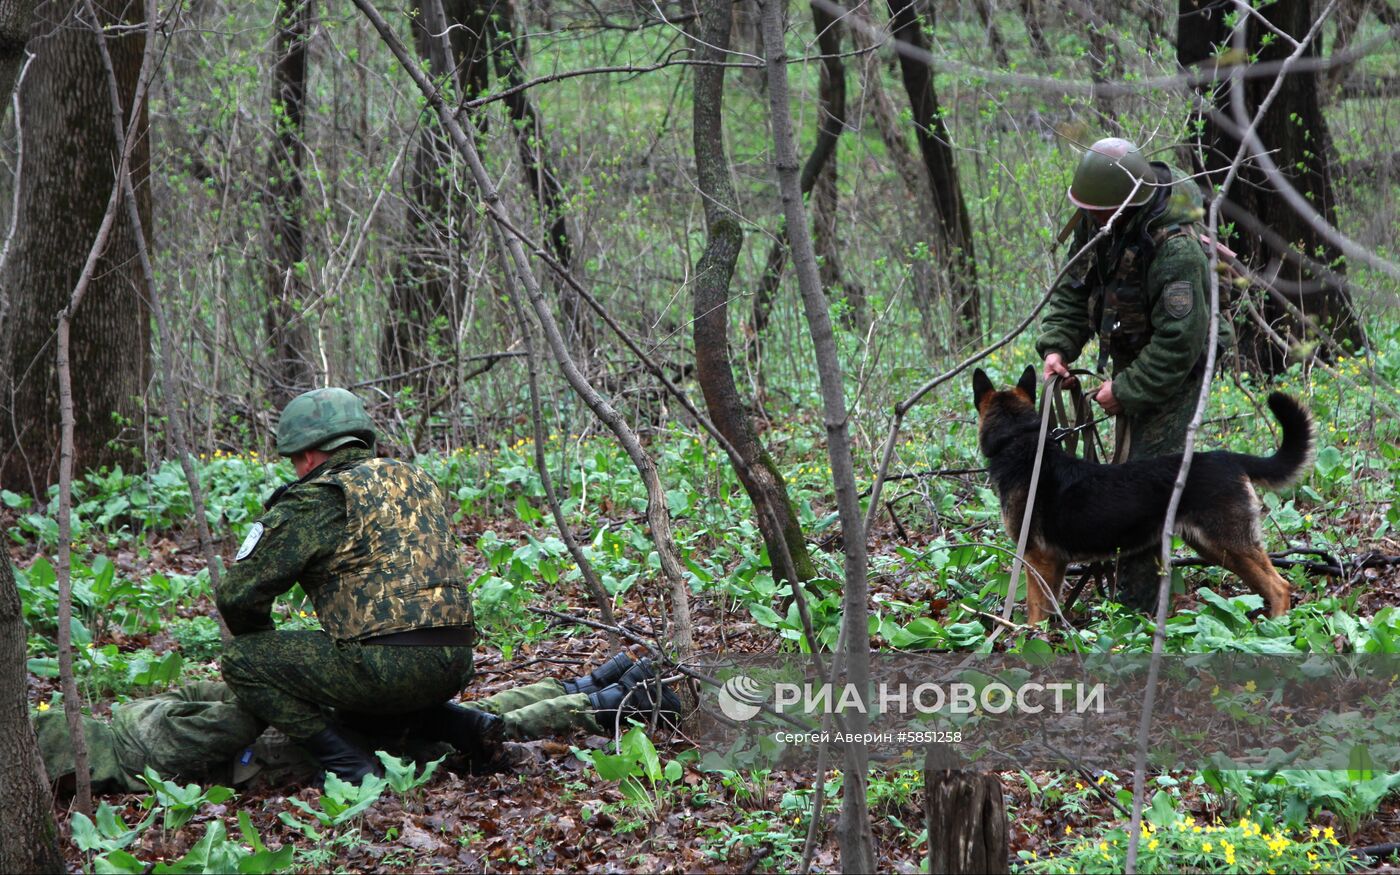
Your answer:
[217,387,500,782]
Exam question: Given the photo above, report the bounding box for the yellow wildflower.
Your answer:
[1203,842,1213,853]
[1148,839,1159,851]
[1065,825,1073,835]
[37,700,50,712]
[1245,680,1257,692]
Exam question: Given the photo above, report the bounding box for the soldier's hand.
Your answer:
[1093,380,1123,415]
[1043,352,1077,388]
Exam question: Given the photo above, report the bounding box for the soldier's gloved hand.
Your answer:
[1093,380,1123,415]
[1043,352,1077,388]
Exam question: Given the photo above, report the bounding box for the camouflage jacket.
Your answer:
[217,447,474,641]
[1035,164,1230,416]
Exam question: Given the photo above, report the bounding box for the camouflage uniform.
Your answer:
[473,680,601,739]
[34,678,603,793]
[217,446,477,741]
[1036,163,1229,609]
[34,682,266,792]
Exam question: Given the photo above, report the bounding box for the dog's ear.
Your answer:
[1017,365,1038,401]
[972,368,995,411]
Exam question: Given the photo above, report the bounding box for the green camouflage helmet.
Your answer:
[1068,137,1155,210]
[275,388,376,456]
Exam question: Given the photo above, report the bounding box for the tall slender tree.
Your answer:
[381,0,485,393]
[0,0,150,492]
[751,0,862,381]
[0,2,76,865]
[1179,0,1367,368]
[691,0,816,595]
[886,0,981,342]
[263,0,316,407]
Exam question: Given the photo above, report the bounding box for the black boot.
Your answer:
[300,726,379,783]
[562,651,636,695]
[420,703,505,766]
[587,658,682,731]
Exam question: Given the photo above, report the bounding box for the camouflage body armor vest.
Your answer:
[304,457,472,641]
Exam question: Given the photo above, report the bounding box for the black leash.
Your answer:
[1039,369,1116,614]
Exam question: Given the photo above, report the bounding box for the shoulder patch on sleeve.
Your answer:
[234,522,265,562]
[1163,280,1195,319]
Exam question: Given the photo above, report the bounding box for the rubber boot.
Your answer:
[420,703,505,770]
[562,651,636,695]
[300,727,379,783]
[587,658,682,731]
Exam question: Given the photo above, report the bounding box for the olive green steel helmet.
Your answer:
[275,388,376,456]
[1067,137,1155,210]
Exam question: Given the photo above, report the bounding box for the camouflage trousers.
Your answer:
[34,681,264,792]
[221,629,473,740]
[1114,370,1205,612]
[473,680,601,739]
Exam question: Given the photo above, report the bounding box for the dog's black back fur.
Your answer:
[972,367,1314,560]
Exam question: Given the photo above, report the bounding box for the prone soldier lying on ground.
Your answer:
[34,652,681,792]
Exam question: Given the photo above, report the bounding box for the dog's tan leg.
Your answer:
[1217,547,1292,617]
[1023,548,1066,626]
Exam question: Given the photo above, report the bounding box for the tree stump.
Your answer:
[924,752,1009,874]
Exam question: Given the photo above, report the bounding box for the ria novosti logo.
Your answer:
[714,676,1106,721]
[716,674,767,721]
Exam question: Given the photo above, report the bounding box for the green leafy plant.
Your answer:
[93,815,292,875]
[574,726,689,817]
[278,771,388,839]
[375,751,445,798]
[138,768,236,833]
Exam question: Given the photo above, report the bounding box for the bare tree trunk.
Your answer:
[0,0,150,493]
[0,557,62,872]
[1017,0,1052,60]
[758,0,874,867]
[972,0,1010,67]
[1179,0,1367,371]
[924,764,1009,874]
[380,0,487,396]
[692,0,816,593]
[848,3,939,349]
[1083,3,1122,124]
[1322,0,1370,98]
[0,2,65,861]
[489,0,591,355]
[750,0,859,376]
[806,5,868,332]
[351,0,695,662]
[263,0,315,407]
[886,0,981,340]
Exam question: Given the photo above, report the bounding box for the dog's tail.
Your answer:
[1239,393,1315,490]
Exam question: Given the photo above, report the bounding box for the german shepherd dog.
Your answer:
[972,366,1314,624]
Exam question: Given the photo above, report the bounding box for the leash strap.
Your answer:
[1000,374,1061,622]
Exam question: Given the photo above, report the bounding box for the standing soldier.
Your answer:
[1036,137,1228,613]
[218,388,500,781]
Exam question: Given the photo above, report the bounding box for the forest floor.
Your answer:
[20,503,1400,874]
